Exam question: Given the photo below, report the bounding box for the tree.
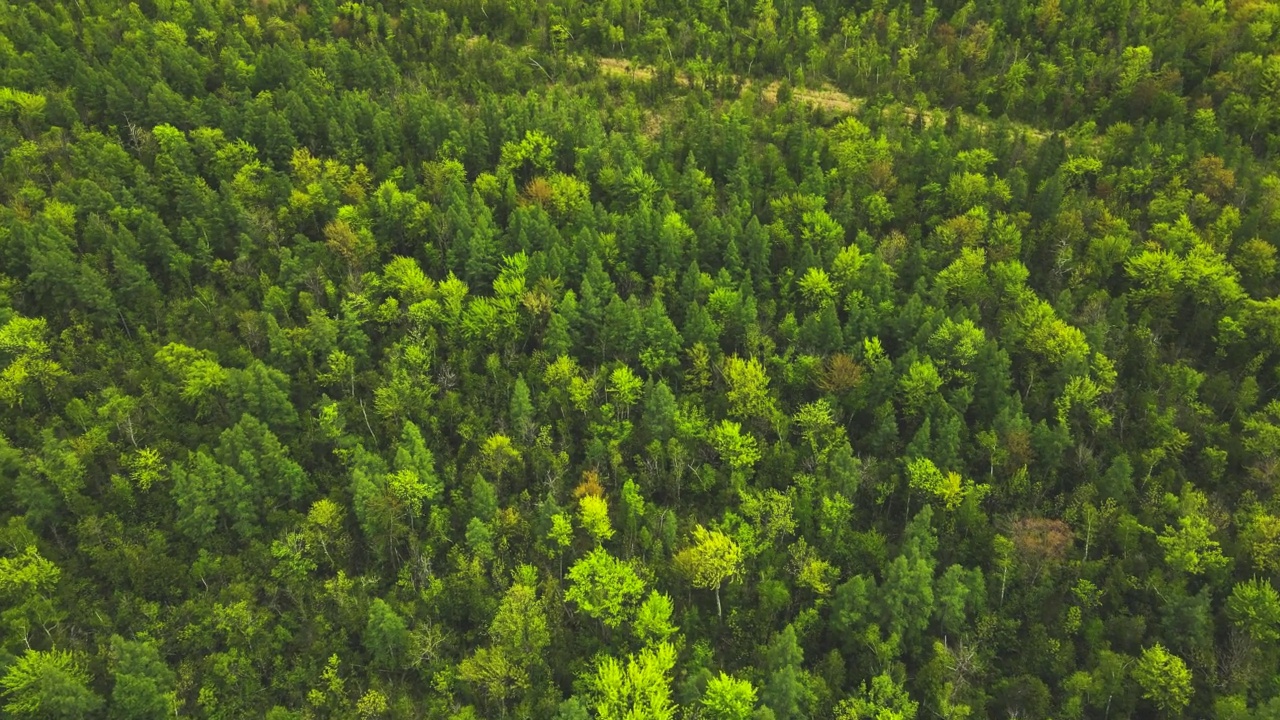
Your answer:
[579,494,616,544]
[1158,488,1227,576]
[935,564,984,635]
[898,360,942,417]
[879,507,937,643]
[0,540,59,647]
[790,537,839,596]
[154,342,227,415]
[480,433,522,479]
[0,315,66,408]
[460,571,550,707]
[225,361,299,430]
[391,420,442,527]
[709,420,762,471]
[547,512,574,573]
[554,697,591,720]
[608,365,643,419]
[565,548,646,629]
[620,479,647,547]
[642,380,679,443]
[835,672,918,720]
[1,649,102,718]
[674,525,743,617]
[794,399,839,460]
[1118,45,1154,94]
[1226,578,1280,643]
[489,570,550,660]
[457,647,523,710]
[905,457,970,511]
[761,625,815,720]
[509,376,536,442]
[1133,644,1192,716]
[634,591,678,646]
[588,642,677,720]
[109,635,177,719]
[798,267,837,309]
[215,413,310,505]
[602,295,640,360]
[365,599,409,670]
[463,191,501,287]
[171,452,253,541]
[722,356,776,423]
[701,672,758,720]
[639,299,683,374]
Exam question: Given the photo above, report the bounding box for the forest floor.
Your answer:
[597,56,1055,143]
[597,56,862,112]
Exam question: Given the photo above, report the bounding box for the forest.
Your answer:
[1,0,1280,717]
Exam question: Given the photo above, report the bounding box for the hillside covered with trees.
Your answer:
[2,0,1280,717]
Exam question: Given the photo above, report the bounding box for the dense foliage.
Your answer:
[2,0,1280,718]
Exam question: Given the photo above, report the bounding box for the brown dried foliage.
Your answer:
[868,158,897,192]
[523,177,554,208]
[818,353,864,394]
[1191,155,1237,202]
[1009,517,1073,567]
[877,231,909,267]
[1004,427,1034,470]
[573,470,605,499]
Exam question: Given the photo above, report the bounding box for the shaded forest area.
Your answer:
[2,0,1280,717]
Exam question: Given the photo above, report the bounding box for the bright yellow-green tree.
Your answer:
[674,525,743,617]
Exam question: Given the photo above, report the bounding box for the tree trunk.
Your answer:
[715,584,722,618]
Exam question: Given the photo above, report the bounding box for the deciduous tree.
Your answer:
[674,525,743,617]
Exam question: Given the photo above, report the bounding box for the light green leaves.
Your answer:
[928,318,984,378]
[460,574,549,701]
[722,356,775,423]
[480,433,521,478]
[1133,644,1192,715]
[905,458,984,511]
[674,525,743,593]
[498,130,556,177]
[1158,489,1227,575]
[1,649,101,718]
[935,247,988,301]
[608,365,643,411]
[1118,45,1154,93]
[898,359,942,416]
[701,673,758,720]
[1226,578,1280,642]
[798,267,838,309]
[0,543,59,603]
[794,399,838,457]
[835,672,918,720]
[633,591,678,646]
[548,513,574,553]
[154,342,228,409]
[0,315,65,407]
[0,88,47,123]
[579,495,615,543]
[381,256,435,304]
[566,548,645,629]
[709,420,762,470]
[589,642,677,720]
